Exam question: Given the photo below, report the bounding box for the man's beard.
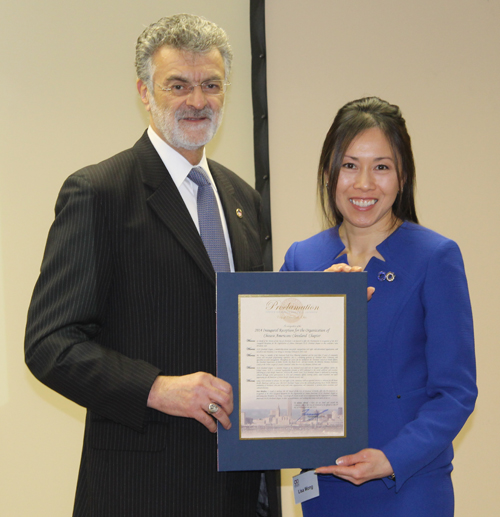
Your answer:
[149,95,224,151]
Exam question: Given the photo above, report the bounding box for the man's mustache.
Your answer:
[175,106,213,121]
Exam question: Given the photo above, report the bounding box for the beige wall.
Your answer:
[266,1,499,515]
[0,1,253,515]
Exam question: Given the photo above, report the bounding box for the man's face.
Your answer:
[138,46,226,162]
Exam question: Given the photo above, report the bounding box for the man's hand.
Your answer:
[147,372,233,433]
[324,264,375,301]
[315,448,393,485]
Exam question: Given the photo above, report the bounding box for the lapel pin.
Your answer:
[378,271,396,282]
[236,208,243,218]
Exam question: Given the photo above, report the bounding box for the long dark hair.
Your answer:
[318,97,419,226]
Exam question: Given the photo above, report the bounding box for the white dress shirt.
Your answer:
[147,126,235,271]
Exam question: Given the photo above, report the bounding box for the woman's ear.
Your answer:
[323,169,329,188]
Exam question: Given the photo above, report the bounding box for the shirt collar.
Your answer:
[147,126,211,189]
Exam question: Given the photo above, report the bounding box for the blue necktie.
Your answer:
[188,167,231,273]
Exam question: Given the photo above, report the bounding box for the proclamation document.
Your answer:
[216,272,367,471]
[239,295,345,439]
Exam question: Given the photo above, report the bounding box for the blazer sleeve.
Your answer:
[25,172,161,432]
[280,243,296,271]
[381,239,477,491]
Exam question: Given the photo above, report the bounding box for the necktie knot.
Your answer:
[188,166,210,187]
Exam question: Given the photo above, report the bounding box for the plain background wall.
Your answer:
[0,1,254,515]
[1,1,499,516]
[266,1,499,516]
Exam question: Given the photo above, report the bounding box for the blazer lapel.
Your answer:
[133,133,216,285]
[209,160,250,272]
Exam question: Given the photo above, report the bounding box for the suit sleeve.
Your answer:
[25,173,160,432]
[381,240,477,491]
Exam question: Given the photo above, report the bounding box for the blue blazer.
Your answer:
[281,222,477,494]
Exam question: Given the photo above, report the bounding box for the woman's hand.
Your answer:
[315,448,393,485]
[324,264,375,301]
[324,264,362,273]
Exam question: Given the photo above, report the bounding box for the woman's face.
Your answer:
[335,127,400,233]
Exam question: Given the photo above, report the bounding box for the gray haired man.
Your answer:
[25,14,279,517]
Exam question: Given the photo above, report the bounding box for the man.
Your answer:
[25,14,278,517]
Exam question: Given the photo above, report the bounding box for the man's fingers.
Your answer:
[210,375,233,394]
[210,407,232,430]
[195,406,232,433]
[147,372,234,425]
[196,408,219,432]
[207,380,234,415]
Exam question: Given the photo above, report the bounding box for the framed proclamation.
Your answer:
[216,272,368,471]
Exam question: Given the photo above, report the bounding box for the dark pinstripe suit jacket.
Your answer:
[25,132,272,517]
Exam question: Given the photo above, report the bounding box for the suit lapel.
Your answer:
[133,133,216,285]
[209,160,250,272]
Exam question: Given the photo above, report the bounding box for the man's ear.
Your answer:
[137,80,151,111]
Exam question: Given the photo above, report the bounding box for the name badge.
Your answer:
[293,470,320,504]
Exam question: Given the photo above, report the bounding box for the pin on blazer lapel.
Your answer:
[209,160,250,273]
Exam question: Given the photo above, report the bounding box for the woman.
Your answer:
[281,97,477,516]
